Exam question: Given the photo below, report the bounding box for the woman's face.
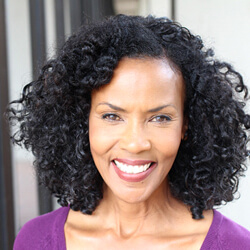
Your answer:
[89,57,186,203]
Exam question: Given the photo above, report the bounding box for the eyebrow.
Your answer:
[97,102,176,112]
[97,102,125,112]
[148,105,176,112]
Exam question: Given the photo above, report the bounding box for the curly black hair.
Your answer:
[8,14,250,219]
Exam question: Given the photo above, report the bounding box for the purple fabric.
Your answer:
[201,210,250,250]
[14,207,250,249]
[13,206,69,250]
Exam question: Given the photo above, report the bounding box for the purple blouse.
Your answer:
[13,207,250,249]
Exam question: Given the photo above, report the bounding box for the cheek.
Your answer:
[152,128,182,158]
[89,119,116,157]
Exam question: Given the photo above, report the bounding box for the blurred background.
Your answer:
[0,0,250,249]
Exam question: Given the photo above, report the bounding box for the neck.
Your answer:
[94,180,189,238]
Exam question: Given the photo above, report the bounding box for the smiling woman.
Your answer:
[8,15,250,249]
[89,58,186,198]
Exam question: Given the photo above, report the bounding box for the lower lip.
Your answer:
[112,161,157,182]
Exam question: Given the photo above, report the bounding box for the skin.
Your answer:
[64,58,213,249]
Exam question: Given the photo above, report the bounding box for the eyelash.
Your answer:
[150,115,172,123]
[101,114,172,123]
[102,113,122,121]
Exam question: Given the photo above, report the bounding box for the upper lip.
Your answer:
[113,158,155,165]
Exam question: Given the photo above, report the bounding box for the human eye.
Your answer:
[102,113,122,121]
[150,115,172,123]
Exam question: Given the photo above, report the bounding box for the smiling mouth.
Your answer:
[113,160,154,174]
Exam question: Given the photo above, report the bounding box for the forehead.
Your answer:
[91,57,185,109]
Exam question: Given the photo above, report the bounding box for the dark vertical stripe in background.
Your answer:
[171,0,176,21]
[55,0,66,50]
[0,0,15,249]
[70,0,83,33]
[29,0,53,215]
[29,0,47,78]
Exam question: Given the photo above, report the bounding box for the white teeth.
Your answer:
[114,160,152,174]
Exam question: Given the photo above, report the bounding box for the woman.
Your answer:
[10,15,250,249]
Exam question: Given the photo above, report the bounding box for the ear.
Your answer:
[181,116,188,140]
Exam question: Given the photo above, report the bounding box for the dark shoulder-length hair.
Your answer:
[8,14,250,219]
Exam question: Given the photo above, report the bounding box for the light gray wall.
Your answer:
[176,0,250,230]
[5,0,38,233]
[139,0,250,230]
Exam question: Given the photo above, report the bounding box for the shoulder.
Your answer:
[202,210,250,250]
[217,211,250,248]
[13,206,70,250]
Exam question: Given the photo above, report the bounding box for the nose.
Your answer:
[119,121,151,154]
